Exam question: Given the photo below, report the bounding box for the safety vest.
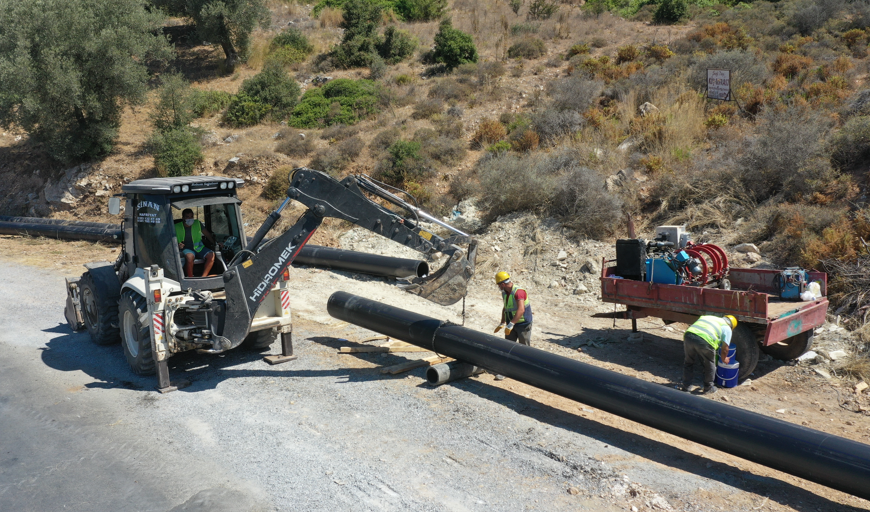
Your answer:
[502,285,532,324]
[175,220,205,252]
[686,315,730,350]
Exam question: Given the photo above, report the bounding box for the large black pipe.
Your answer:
[294,245,429,279]
[327,291,870,501]
[0,216,116,229]
[0,220,122,243]
[1,216,428,279]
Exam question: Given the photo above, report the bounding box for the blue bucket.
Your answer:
[715,362,739,388]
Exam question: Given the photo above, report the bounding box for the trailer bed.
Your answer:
[600,266,829,346]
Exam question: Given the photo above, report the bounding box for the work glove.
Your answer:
[504,322,515,335]
[494,323,505,333]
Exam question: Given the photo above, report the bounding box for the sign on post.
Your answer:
[707,69,731,101]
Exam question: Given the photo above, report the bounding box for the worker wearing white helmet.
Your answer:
[680,314,736,395]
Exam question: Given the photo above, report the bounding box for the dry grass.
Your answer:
[0,236,119,277]
[319,7,343,29]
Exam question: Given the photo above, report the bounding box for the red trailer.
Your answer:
[599,264,828,379]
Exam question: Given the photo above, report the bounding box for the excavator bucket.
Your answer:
[400,242,477,306]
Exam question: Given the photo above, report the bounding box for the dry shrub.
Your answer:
[321,123,360,141]
[737,105,832,201]
[511,130,540,152]
[832,116,870,171]
[548,75,605,112]
[745,203,847,268]
[275,131,315,157]
[433,116,463,139]
[842,28,866,48]
[370,127,402,153]
[645,44,674,62]
[264,166,294,200]
[773,53,814,78]
[428,78,474,101]
[616,44,639,64]
[508,37,548,59]
[319,7,343,28]
[472,118,507,148]
[532,109,583,145]
[411,98,444,119]
[550,165,622,239]
[476,152,555,220]
[804,76,850,106]
[309,136,364,176]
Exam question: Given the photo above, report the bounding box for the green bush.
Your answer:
[377,26,417,64]
[264,166,294,200]
[653,0,688,24]
[511,23,539,36]
[507,38,547,59]
[375,139,430,185]
[331,0,383,69]
[267,46,313,67]
[527,0,558,20]
[289,79,381,128]
[151,128,203,177]
[151,73,196,133]
[271,28,315,54]
[432,19,478,71]
[395,0,447,21]
[223,93,271,127]
[240,63,301,119]
[486,140,512,153]
[191,90,233,117]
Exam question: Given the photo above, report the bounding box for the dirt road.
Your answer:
[0,237,868,511]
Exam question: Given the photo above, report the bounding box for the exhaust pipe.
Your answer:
[326,291,870,501]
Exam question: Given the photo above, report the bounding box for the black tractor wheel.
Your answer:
[732,323,760,381]
[119,291,155,375]
[80,271,120,345]
[243,328,279,351]
[761,330,814,361]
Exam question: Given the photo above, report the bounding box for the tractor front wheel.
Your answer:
[119,291,155,375]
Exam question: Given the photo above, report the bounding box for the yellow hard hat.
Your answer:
[725,315,737,329]
[495,271,511,284]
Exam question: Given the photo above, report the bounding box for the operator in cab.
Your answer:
[176,208,218,277]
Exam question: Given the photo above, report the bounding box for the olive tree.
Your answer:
[0,0,171,162]
[154,0,270,71]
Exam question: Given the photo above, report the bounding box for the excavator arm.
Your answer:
[219,168,477,347]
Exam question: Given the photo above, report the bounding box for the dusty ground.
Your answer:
[2,212,869,510]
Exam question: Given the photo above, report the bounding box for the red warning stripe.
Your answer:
[153,313,164,336]
[281,290,291,311]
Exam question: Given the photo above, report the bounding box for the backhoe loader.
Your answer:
[64,168,477,391]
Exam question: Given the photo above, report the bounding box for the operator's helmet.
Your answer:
[725,315,737,329]
[495,271,511,284]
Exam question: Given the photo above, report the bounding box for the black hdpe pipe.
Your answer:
[426,361,483,386]
[327,291,870,501]
[0,220,122,243]
[0,216,427,278]
[0,215,116,229]
[294,245,429,279]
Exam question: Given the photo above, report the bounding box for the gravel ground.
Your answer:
[1,248,868,511]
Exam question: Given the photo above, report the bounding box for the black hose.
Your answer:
[0,216,116,229]
[326,291,870,501]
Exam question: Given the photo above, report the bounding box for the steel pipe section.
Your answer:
[426,361,484,386]
[327,291,870,501]
[295,245,429,279]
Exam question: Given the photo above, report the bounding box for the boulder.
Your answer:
[639,102,659,116]
[556,250,568,261]
[733,243,760,254]
[44,164,91,208]
[579,257,600,274]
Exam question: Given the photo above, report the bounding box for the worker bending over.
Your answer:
[680,315,735,395]
[494,271,533,346]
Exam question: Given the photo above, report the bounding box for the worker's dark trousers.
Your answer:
[505,322,532,346]
[682,332,716,388]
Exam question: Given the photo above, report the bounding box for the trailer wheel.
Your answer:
[761,330,814,361]
[732,324,760,381]
[243,328,278,351]
[119,291,155,375]
[80,272,120,345]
